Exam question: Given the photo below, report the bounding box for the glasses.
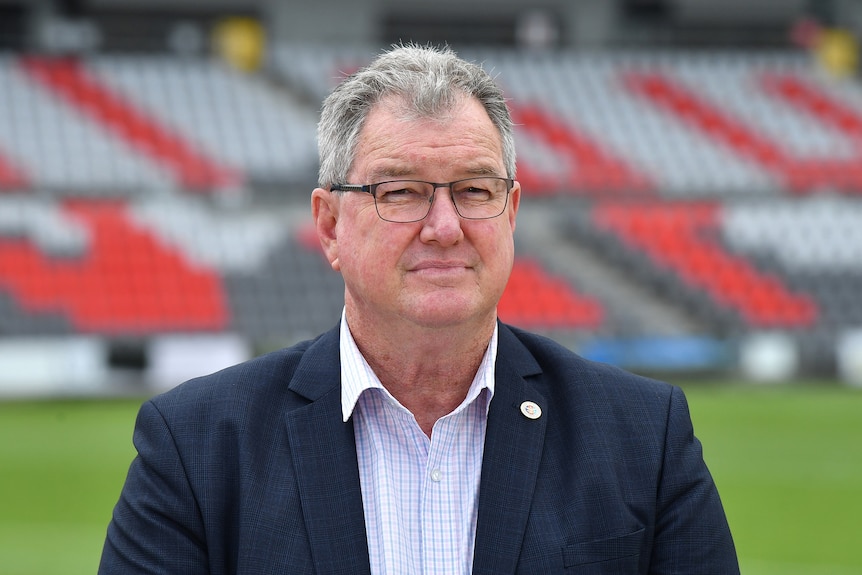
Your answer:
[330,177,514,223]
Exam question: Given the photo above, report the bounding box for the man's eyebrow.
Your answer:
[366,167,413,181]
[367,166,502,181]
[464,166,502,176]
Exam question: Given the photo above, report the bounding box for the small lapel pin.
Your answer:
[520,401,542,420]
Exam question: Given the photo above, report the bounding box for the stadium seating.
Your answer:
[0,54,318,194]
[592,201,818,329]
[21,57,242,191]
[0,199,228,334]
[274,45,862,198]
[498,258,604,329]
[1,45,862,383]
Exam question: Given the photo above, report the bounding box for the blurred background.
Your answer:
[0,0,861,573]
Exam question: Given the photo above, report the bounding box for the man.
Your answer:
[100,44,739,574]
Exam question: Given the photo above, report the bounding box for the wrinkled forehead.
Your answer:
[352,95,505,184]
[372,91,474,125]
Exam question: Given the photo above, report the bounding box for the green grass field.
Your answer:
[1,383,861,574]
[681,382,862,575]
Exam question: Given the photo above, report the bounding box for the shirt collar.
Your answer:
[340,308,498,422]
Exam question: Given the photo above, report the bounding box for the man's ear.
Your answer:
[311,187,341,271]
[508,180,521,232]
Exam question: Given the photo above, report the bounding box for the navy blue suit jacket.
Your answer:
[100,323,738,574]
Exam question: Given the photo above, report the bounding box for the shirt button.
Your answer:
[429,469,442,482]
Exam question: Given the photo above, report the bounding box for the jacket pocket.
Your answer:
[562,528,644,567]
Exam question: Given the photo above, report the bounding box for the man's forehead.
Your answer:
[374,91,469,122]
[351,95,503,179]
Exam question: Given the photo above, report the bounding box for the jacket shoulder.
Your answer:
[148,329,335,421]
[502,323,672,398]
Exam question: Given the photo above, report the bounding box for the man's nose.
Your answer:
[421,186,464,242]
[427,186,461,219]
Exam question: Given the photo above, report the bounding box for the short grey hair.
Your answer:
[317,44,516,188]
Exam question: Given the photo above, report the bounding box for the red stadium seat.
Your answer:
[0,200,228,334]
[594,201,818,328]
[498,258,603,329]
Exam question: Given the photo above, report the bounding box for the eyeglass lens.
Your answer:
[373,177,510,222]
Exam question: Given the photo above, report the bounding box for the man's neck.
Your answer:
[345,311,495,436]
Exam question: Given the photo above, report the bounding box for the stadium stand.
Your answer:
[624,68,862,194]
[0,55,172,193]
[2,41,862,388]
[21,56,242,191]
[0,199,228,334]
[497,258,604,329]
[0,54,318,195]
[274,45,862,198]
[592,201,818,329]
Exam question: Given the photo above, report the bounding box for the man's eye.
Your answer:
[377,185,425,202]
[459,187,492,200]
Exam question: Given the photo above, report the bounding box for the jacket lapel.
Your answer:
[472,324,546,575]
[284,328,372,575]
[281,324,545,575]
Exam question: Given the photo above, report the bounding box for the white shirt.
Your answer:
[340,313,497,575]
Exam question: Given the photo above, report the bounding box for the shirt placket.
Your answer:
[420,410,465,575]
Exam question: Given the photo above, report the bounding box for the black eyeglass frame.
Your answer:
[330,177,515,223]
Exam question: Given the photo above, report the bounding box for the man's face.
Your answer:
[314,95,520,331]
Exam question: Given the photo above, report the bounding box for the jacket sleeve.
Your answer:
[99,399,210,575]
[650,386,740,574]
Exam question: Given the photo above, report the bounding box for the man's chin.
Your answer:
[402,296,493,330]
